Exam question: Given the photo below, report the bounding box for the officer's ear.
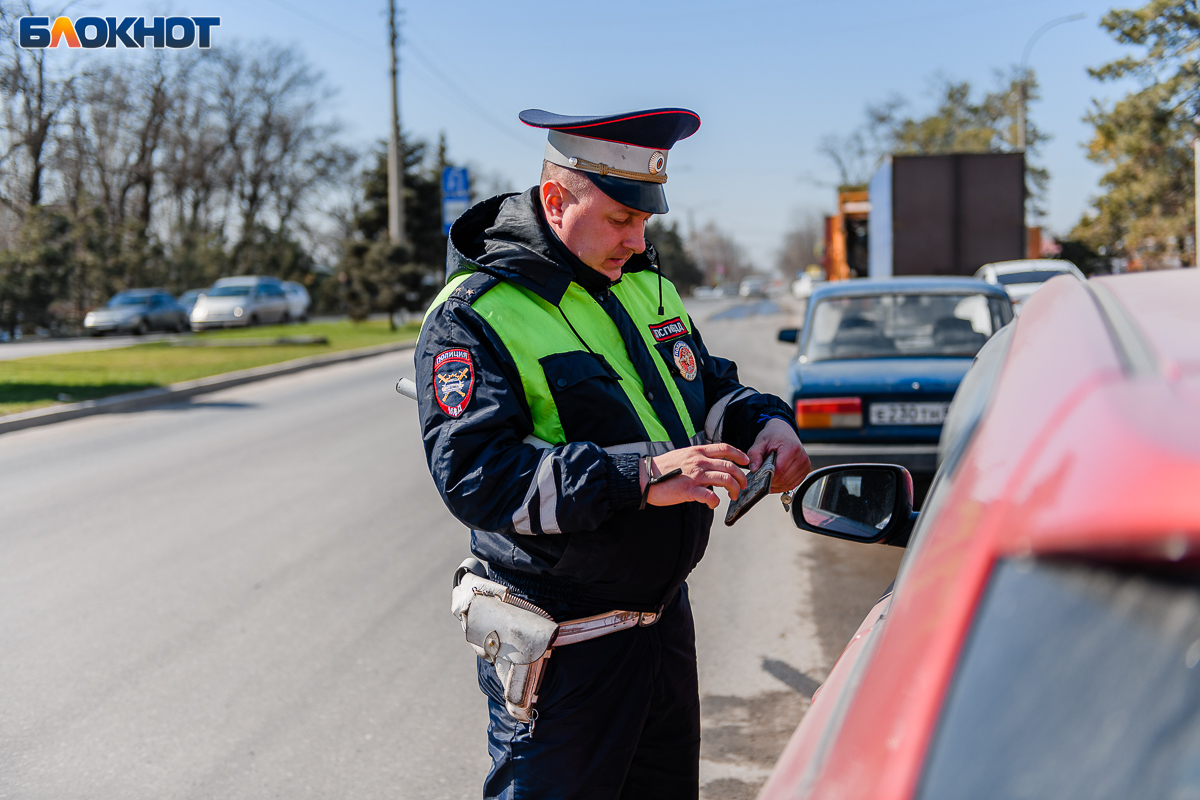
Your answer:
[541,180,568,226]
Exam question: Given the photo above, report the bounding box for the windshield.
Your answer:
[207,286,251,297]
[995,269,1066,285]
[803,293,1008,361]
[919,558,1200,800]
[108,294,151,307]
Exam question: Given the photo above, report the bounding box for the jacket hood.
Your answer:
[446,187,658,306]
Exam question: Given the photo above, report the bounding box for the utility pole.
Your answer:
[1194,117,1199,266]
[387,0,406,247]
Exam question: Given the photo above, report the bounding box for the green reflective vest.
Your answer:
[426,268,697,449]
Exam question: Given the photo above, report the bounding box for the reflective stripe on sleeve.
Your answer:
[604,431,706,457]
[704,388,755,444]
[511,452,561,535]
[537,456,561,534]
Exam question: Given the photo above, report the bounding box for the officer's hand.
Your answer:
[748,418,811,493]
[644,444,749,509]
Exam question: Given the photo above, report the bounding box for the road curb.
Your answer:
[0,339,416,436]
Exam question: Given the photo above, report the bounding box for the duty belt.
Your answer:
[552,608,661,646]
[452,558,665,727]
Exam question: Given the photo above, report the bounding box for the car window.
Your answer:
[109,293,151,307]
[937,323,1014,474]
[209,286,251,297]
[918,558,1200,800]
[803,294,1009,361]
[994,269,1066,285]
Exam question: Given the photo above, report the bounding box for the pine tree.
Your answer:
[1073,0,1199,269]
[338,135,455,327]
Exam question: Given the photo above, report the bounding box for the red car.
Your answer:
[761,269,1200,800]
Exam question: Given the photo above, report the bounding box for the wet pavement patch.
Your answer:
[702,777,763,799]
[700,689,811,798]
[805,537,903,667]
[708,300,780,321]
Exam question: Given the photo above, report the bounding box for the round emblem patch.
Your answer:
[673,340,697,381]
[648,151,665,175]
[434,348,474,418]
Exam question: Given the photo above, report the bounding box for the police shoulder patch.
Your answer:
[434,348,474,418]
[648,316,688,343]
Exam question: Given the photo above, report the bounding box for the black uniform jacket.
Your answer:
[416,189,796,611]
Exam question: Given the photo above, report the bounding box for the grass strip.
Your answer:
[0,320,419,416]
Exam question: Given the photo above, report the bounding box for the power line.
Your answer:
[257,0,535,152]
[259,0,376,51]
[403,37,536,150]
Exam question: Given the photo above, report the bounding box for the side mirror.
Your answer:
[787,464,917,546]
[778,328,799,343]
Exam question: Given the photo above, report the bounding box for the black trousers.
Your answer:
[478,584,701,800]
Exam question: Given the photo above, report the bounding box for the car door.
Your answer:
[148,294,170,329]
[267,284,288,321]
[251,285,278,322]
[759,324,1018,800]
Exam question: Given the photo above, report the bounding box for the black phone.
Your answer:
[724,451,776,526]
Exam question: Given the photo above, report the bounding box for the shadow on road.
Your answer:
[761,658,822,698]
[1,382,158,408]
[154,399,258,412]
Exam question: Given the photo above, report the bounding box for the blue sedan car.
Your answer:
[779,277,1013,480]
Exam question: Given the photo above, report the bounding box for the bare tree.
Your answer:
[689,221,753,286]
[0,2,75,216]
[776,212,824,280]
[0,21,372,331]
[207,44,348,272]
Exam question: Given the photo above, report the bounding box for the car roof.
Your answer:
[808,276,1009,301]
[978,258,1077,274]
[797,269,1200,799]
[213,276,279,286]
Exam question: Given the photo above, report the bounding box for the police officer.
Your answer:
[416,107,810,799]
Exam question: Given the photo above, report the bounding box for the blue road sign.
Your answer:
[442,167,470,235]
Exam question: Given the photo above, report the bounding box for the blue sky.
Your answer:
[62,0,1142,269]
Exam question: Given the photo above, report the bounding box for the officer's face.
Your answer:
[543,181,652,280]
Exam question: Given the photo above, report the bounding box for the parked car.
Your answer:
[975,258,1084,313]
[739,277,768,298]
[84,289,189,336]
[190,276,289,330]
[760,269,1200,800]
[778,277,1012,482]
[176,288,207,319]
[281,281,311,322]
[791,273,824,300]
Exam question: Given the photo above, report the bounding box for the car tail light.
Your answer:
[796,397,862,428]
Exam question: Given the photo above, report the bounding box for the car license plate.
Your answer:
[869,402,949,426]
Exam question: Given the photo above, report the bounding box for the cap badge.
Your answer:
[673,340,697,381]
[648,152,665,175]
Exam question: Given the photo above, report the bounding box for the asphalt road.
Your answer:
[0,296,902,800]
